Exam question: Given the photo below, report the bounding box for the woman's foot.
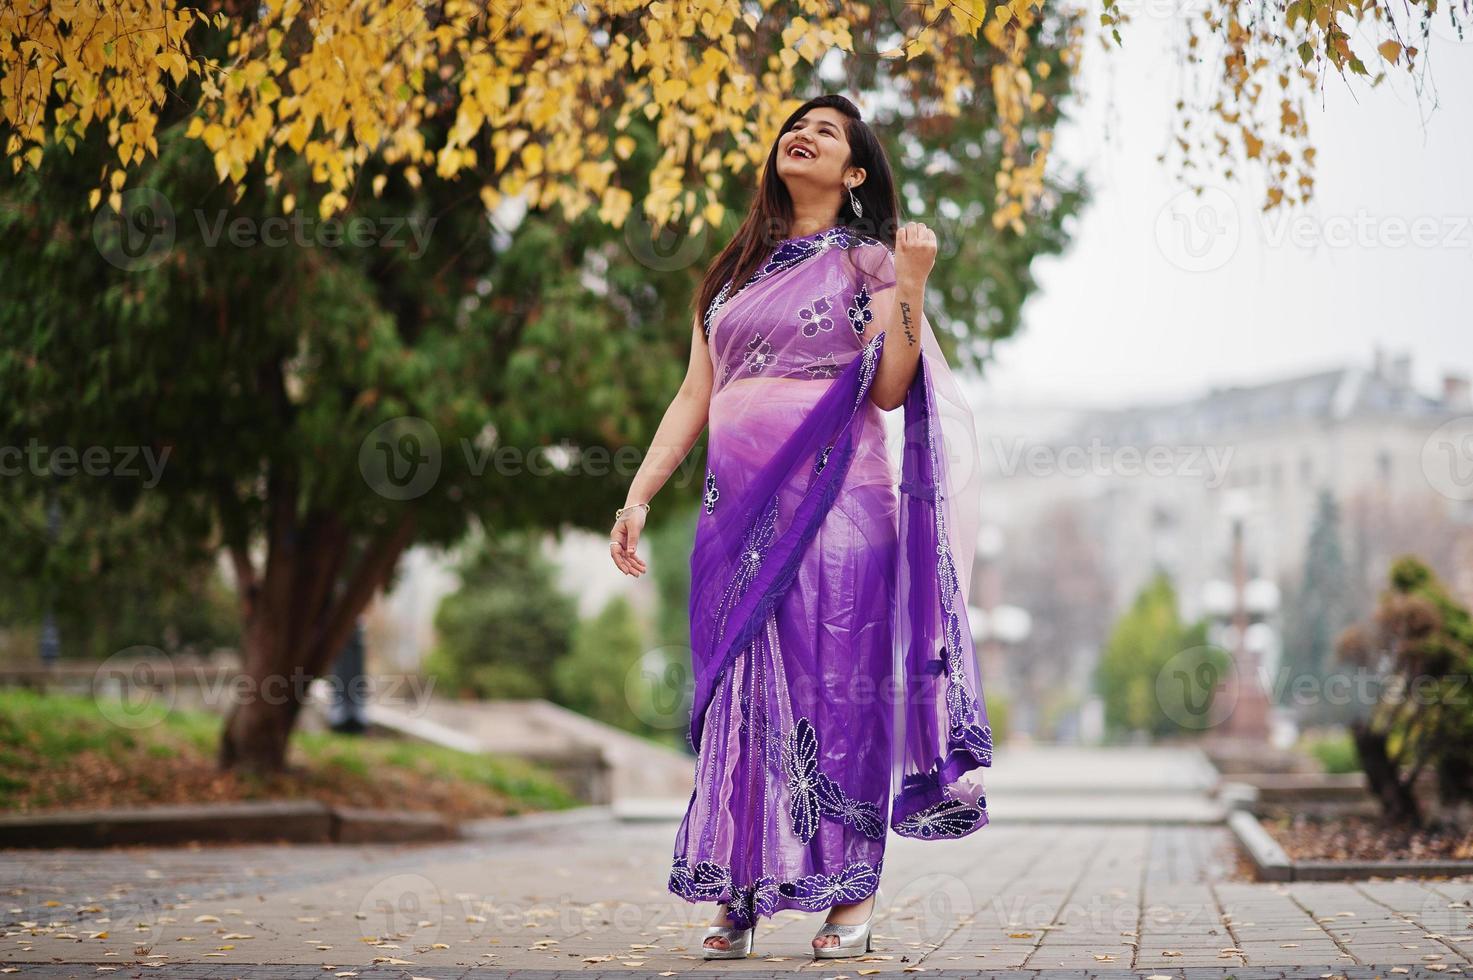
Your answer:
[704,904,737,951]
[812,893,877,950]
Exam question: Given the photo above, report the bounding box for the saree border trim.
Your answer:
[668,853,884,930]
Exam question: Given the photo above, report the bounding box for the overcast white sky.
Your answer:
[977,2,1473,410]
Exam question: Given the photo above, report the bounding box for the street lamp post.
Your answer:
[1216,490,1273,742]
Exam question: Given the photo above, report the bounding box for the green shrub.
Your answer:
[1301,729,1360,774]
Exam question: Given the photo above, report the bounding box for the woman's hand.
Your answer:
[893,221,937,288]
[864,221,934,411]
[610,507,649,577]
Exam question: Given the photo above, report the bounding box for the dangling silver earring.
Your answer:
[848,183,863,218]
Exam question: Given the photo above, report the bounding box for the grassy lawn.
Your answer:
[0,688,577,818]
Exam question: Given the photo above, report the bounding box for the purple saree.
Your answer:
[668,224,993,930]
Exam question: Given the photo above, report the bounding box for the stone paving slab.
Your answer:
[4,815,1471,974]
[0,967,1466,979]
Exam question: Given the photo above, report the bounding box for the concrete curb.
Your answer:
[1229,807,1473,881]
[330,805,459,844]
[461,803,615,840]
[0,799,460,848]
[1228,808,1294,881]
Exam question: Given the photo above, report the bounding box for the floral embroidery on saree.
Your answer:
[893,797,988,839]
[848,281,875,336]
[703,467,720,514]
[798,293,837,337]
[702,225,887,341]
[742,332,776,373]
[780,716,885,843]
[777,860,883,908]
[853,328,882,410]
[707,491,781,659]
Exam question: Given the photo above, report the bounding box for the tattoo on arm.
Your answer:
[899,300,917,346]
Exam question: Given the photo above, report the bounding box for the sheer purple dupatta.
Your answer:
[887,308,992,839]
[686,267,993,842]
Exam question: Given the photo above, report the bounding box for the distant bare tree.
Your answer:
[997,502,1114,738]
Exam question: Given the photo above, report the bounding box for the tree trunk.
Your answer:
[217,510,416,774]
[1351,720,1422,827]
[217,612,305,774]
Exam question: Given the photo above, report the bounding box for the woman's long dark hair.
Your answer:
[693,94,900,338]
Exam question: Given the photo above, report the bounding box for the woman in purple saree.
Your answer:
[609,95,992,958]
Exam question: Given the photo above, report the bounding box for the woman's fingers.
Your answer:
[610,526,632,575]
[610,522,648,576]
[621,540,646,575]
[625,519,648,570]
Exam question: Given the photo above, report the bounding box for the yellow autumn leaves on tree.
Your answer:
[0,0,1462,232]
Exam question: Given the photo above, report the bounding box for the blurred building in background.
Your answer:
[975,344,1473,740]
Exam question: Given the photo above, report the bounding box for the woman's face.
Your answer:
[775,107,856,191]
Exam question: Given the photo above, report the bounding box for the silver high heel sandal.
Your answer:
[811,886,882,959]
[702,912,756,959]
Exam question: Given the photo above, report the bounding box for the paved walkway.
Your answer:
[3,746,1470,976]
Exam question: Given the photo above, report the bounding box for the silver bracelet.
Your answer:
[615,501,651,522]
